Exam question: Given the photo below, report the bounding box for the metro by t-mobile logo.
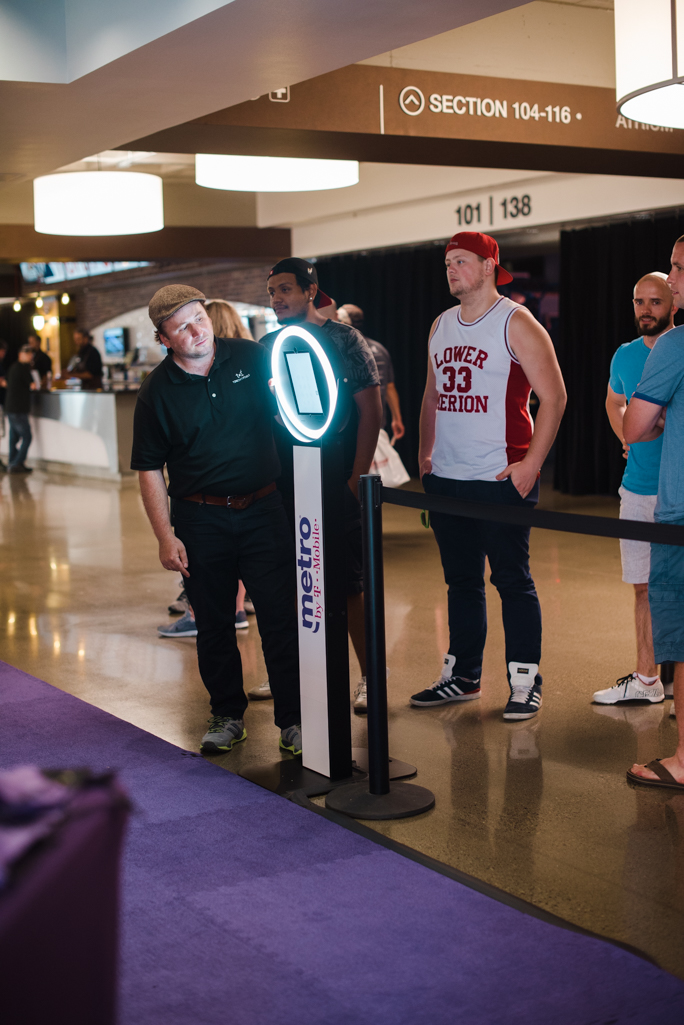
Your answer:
[299,516,322,633]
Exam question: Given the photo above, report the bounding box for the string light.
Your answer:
[12,300,21,312]
[33,315,45,331]
[61,292,70,305]
[35,296,43,308]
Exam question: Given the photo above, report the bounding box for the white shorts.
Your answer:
[618,486,657,584]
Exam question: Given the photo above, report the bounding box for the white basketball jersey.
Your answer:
[429,296,533,481]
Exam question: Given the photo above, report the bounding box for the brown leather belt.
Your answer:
[181,482,276,510]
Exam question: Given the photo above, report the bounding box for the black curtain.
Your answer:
[315,244,455,474]
[555,213,684,495]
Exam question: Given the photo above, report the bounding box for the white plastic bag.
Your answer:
[370,429,410,487]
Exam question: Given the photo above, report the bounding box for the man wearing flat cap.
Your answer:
[132,284,302,755]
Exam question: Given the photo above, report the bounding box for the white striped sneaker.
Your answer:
[410,654,481,707]
[593,673,665,705]
[503,662,542,721]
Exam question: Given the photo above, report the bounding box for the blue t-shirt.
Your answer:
[609,337,663,495]
[634,325,684,523]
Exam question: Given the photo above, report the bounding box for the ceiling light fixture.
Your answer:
[35,295,43,308]
[195,154,359,192]
[61,292,70,305]
[616,0,684,128]
[13,300,21,312]
[33,315,45,331]
[33,171,164,235]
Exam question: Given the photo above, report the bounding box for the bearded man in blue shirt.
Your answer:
[594,272,675,706]
[624,237,684,790]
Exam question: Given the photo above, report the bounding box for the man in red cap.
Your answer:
[411,232,566,720]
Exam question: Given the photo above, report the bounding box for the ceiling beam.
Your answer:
[0,225,290,263]
[122,123,684,181]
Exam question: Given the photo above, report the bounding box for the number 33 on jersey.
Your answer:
[429,296,533,481]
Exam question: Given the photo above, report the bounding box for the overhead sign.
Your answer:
[195,64,684,158]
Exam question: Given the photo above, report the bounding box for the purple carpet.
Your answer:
[2,661,684,1025]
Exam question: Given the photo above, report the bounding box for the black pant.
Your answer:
[172,490,300,728]
[423,474,542,681]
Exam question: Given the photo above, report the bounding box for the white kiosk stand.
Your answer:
[241,324,416,796]
[241,325,355,792]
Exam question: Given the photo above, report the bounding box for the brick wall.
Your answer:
[69,261,274,330]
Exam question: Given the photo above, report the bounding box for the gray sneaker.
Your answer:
[279,724,302,756]
[168,587,189,614]
[200,716,246,753]
[157,610,197,637]
[248,680,272,700]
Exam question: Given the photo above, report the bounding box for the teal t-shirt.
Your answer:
[634,325,684,523]
[609,337,663,495]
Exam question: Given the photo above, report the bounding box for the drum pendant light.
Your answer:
[195,154,359,192]
[33,171,164,235]
[616,0,684,128]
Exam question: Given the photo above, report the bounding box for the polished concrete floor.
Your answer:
[1,470,683,978]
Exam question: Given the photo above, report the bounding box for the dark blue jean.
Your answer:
[423,474,542,680]
[8,413,32,468]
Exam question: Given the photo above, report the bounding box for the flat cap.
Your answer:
[148,284,206,329]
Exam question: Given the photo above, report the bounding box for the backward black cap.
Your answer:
[268,257,332,309]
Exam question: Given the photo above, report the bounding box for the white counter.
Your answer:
[1,391,138,481]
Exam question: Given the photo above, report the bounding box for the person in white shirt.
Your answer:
[411,232,566,721]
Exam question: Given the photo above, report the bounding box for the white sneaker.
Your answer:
[593,672,665,704]
[248,680,272,700]
[353,678,367,713]
[671,702,677,718]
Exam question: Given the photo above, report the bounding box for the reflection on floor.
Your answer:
[1,471,683,978]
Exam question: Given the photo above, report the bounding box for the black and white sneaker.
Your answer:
[410,654,481,707]
[503,662,542,720]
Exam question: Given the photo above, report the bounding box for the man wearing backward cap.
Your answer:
[131,284,302,756]
[412,232,566,721]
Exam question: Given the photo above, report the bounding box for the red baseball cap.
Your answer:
[445,232,513,285]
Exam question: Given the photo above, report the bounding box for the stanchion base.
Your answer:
[352,747,417,780]
[325,781,435,820]
[240,760,362,797]
[240,761,332,796]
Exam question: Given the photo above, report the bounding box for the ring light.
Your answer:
[271,325,339,443]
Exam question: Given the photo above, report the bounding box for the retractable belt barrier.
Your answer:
[338,476,684,822]
[382,486,684,547]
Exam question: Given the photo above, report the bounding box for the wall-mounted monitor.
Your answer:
[103,327,129,357]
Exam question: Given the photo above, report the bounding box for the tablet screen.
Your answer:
[285,352,324,415]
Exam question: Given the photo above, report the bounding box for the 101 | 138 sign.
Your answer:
[454,193,533,230]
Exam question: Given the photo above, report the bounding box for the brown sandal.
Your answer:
[626,759,684,791]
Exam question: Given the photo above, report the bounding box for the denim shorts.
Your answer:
[649,530,684,662]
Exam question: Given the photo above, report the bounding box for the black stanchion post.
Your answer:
[363,474,390,796]
[325,474,435,821]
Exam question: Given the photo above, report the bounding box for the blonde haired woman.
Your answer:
[204,299,252,632]
[205,299,253,340]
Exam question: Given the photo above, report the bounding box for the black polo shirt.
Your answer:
[130,337,280,498]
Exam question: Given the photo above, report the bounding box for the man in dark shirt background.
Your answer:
[6,345,36,474]
[131,285,301,756]
[63,329,103,390]
[26,334,52,389]
[262,258,382,713]
[339,303,405,442]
